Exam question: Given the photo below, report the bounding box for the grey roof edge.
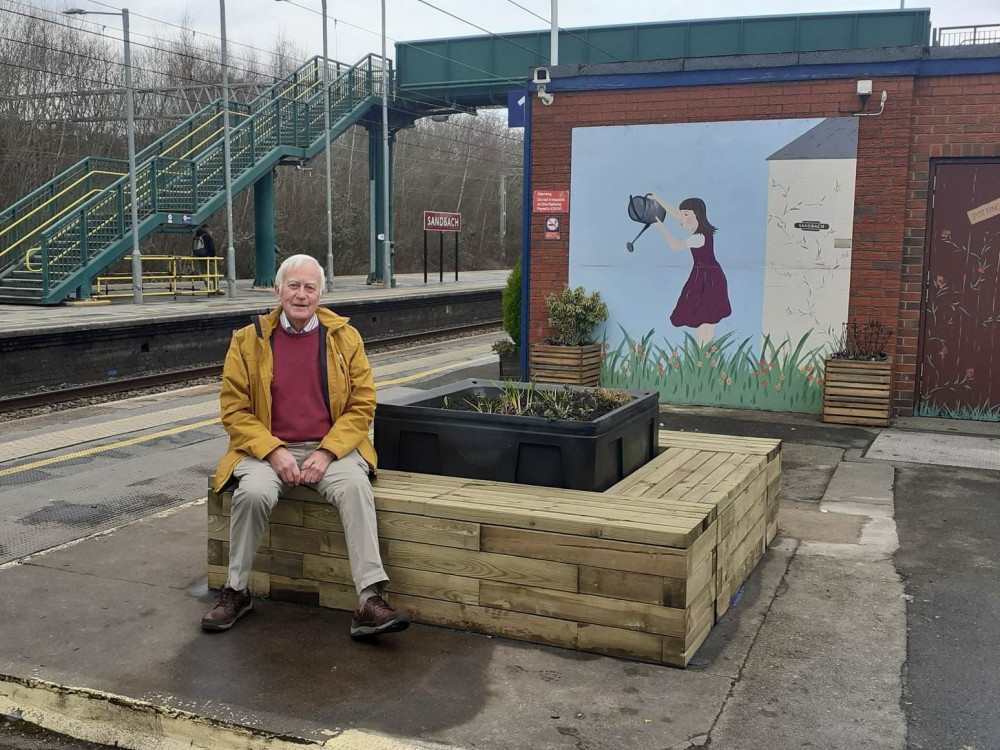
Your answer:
[543,43,1000,79]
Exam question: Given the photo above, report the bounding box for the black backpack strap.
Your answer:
[317,324,332,413]
[252,316,263,339]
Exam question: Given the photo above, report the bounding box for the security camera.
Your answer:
[533,67,551,85]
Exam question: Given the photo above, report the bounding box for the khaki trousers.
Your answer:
[227,443,386,594]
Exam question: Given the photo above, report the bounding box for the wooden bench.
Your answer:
[207,430,781,667]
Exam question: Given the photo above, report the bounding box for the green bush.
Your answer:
[546,286,609,346]
[502,259,521,345]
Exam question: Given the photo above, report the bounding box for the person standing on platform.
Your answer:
[202,254,411,638]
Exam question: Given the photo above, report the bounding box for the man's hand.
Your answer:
[300,449,335,484]
[266,446,302,485]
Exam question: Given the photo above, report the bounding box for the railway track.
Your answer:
[0,322,500,413]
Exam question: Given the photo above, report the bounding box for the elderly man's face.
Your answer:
[276,264,322,330]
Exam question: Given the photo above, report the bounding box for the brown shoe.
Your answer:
[350,594,411,638]
[201,586,252,632]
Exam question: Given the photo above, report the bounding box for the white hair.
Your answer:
[275,254,325,290]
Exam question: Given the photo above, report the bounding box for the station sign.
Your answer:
[533,190,569,213]
[424,211,462,232]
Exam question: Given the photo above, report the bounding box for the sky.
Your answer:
[32,0,1000,72]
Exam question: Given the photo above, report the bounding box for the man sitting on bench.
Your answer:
[202,254,410,638]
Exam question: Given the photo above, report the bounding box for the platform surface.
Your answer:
[0,270,508,337]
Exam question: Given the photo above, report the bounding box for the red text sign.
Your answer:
[533,190,569,213]
[424,211,462,231]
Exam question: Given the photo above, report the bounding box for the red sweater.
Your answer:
[270,326,333,442]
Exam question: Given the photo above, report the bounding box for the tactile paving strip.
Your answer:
[0,427,225,565]
[866,430,1000,471]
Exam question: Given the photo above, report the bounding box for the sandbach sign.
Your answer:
[424,211,462,232]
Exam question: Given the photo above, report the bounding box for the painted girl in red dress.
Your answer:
[650,194,731,347]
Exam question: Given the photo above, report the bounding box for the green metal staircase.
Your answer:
[0,54,389,304]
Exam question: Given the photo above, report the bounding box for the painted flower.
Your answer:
[605,342,611,350]
[770,361,777,369]
[775,384,782,392]
[600,353,607,360]
[934,274,946,289]
[710,345,718,353]
[761,380,769,388]
[726,378,732,386]
[711,359,718,367]
[976,265,987,274]
[807,374,815,381]
[941,229,951,239]
[755,369,761,376]
[807,364,815,373]
[696,361,703,368]
[939,345,948,360]
[966,368,975,379]
[658,363,665,376]
[673,362,681,370]
[673,349,680,357]
[759,357,766,367]
[779,373,786,381]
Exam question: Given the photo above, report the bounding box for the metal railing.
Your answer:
[30,54,385,299]
[933,25,1000,46]
[95,255,221,299]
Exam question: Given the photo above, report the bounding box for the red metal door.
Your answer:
[918,161,1000,420]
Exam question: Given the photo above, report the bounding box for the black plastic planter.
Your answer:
[374,379,658,492]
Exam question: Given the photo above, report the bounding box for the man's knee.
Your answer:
[328,474,375,512]
[233,477,278,516]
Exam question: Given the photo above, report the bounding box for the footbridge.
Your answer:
[0,8,930,304]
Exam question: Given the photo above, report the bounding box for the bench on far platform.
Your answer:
[207,430,780,667]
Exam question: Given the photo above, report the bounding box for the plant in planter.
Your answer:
[822,319,894,426]
[494,260,522,378]
[375,379,658,491]
[530,285,609,386]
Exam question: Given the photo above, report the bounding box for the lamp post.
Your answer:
[220,0,237,298]
[65,8,142,304]
[275,0,335,292]
[381,0,393,288]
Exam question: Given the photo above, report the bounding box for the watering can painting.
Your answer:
[626,193,666,252]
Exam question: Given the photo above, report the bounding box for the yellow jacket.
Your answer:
[213,306,377,492]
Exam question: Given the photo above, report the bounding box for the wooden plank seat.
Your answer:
[207,429,781,667]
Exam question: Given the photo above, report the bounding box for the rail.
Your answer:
[933,24,1000,46]
[94,255,222,299]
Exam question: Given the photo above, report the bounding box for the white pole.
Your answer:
[550,0,558,65]
[122,10,142,304]
[381,0,392,287]
[220,0,237,298]
[500,174,506,242]
[322,0,334,291]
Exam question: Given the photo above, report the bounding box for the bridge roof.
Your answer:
[395,8,931,108]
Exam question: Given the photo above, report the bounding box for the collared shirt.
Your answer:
[279,311,319,334]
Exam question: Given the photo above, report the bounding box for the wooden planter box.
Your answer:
[822,358,892,426]
[530,343,601,386]
[208,430,782,668]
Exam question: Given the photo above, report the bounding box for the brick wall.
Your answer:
[528,71,999,415]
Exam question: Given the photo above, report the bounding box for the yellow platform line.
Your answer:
[0,418,219,477]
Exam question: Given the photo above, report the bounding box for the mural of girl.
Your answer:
[651,194,732,346]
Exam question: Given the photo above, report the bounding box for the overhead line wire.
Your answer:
[501,0,624,62]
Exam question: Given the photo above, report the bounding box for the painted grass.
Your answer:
[916,399,1000,422]
[600,327,828,413]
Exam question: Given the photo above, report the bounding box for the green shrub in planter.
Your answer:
[503,259,521,346]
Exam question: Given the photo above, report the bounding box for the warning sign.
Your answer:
[533,190,569,213]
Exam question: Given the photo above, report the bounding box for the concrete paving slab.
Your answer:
[822,461,894,506]
[779,444,844,504]
[708,550,906,750]
[867,429,1000,471]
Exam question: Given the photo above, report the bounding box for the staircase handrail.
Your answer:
[30,53,381,299]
